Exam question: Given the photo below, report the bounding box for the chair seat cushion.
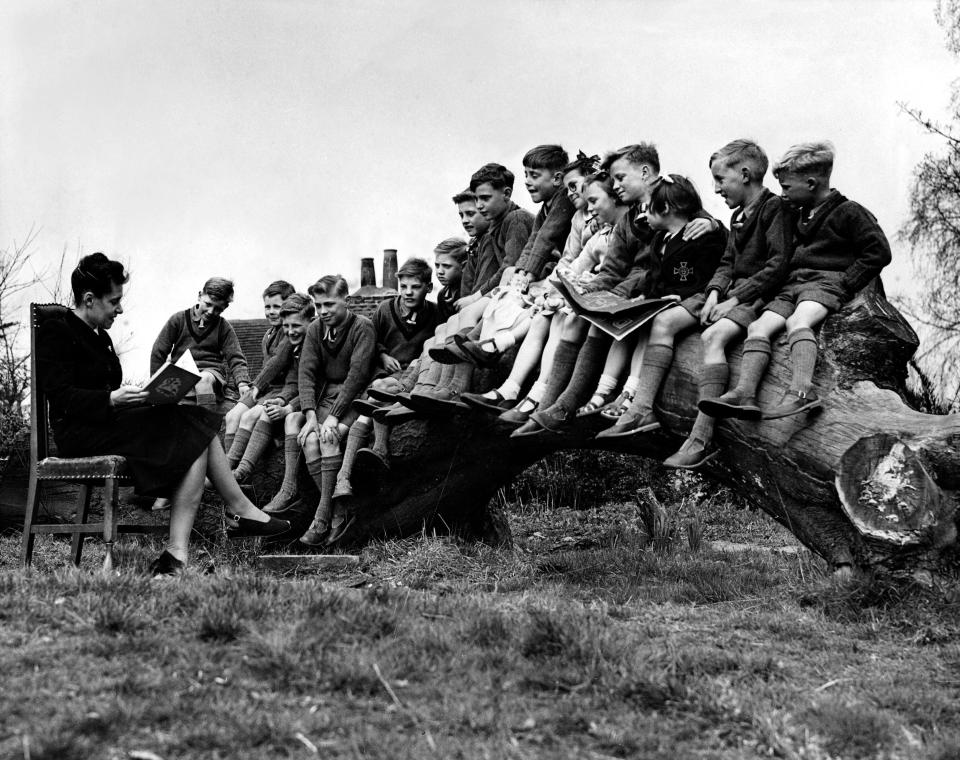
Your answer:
[37,455,130,480]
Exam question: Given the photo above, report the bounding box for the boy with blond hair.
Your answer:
[701,141,891,422]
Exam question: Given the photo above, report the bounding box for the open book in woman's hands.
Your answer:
[143,349,201,404]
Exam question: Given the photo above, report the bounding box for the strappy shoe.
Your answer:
[599,389,635,421]
[577,390,617,417]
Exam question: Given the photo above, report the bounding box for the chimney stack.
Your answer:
[382,249,398,291]
[359,257,377,288]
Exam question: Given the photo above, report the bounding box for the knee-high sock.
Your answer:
[234,419,273,479]
[551,334,612,414]
[432,362,457,392]
[787,328,818,394]
[732,337,772,398]
[273,433,302,499]
[411,356,443,394]
[227,427,252,468]
[224,431,236,455]
[447,362,474,395]
[399,359,421,391]
[688,362,731,443]
[371,419,391,459]
[307,454,342,526]
[626,343,675,417]
[337,418,372,484]
[538,338,580,409]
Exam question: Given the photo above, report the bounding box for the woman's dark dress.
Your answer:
[37,310,222,497]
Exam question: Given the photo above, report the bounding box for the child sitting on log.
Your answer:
[373,176,523,422]
[462,157,618,419]
[263,275,377,546]
[333,258,439,504]
[595,173,728,438]
[150,276,251,411]
[700,141,892,421]
[228,293,315,482]
[513,144,719,437]
[415,146,576,412]
[656,139,790,468]
[224,279,295,467]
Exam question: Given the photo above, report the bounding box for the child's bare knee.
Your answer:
[319,439,339,457]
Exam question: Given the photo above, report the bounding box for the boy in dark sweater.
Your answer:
[229,293,315,482]
[659,140,790,468]
[701,141,892,421]
[265,275,377,546]
[224,279,295,459]
[333,258,438,506]
[150,276,250,411]
[435,238,467,322]
[455,189,491,300]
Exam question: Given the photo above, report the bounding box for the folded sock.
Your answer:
[623,375,640,396]
[227,427,252,468]
[689,362,731,442]
[626,343,675,417]
[733,337,772,398]
[235,419,274,478]
[498,378,521,400]
[527,380,547,403]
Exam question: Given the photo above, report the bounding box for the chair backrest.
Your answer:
[29,303,70,463]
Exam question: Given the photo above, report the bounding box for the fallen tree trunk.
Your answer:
[318,286,959,573]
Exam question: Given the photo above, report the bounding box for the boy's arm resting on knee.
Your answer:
[297,324,324,413]
[220,322,251,388]
[328,319,377,419]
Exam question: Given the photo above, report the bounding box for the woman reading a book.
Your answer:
[36,253,289,576]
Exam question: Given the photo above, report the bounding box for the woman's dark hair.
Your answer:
[71,252,129,305]
[647,174,702,219]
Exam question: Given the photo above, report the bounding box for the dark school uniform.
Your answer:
[37,310,221,497]
[700,188,791,327]
[472,202,535,296]
[298,311,377,426]
[652,224,728,314]
[372,296,440,373]
[765,190,892,318]
[515,190,577,281]
[436,283,460,322]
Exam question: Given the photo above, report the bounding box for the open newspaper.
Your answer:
[554,270,680,340]
[143,349,202,404]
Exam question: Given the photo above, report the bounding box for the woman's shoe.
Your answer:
[149,550,184,577]
[226,514,291,539]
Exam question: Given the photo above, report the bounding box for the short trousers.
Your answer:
[315,382,359,428]
[679,292,765,329]
[764,269,848,319]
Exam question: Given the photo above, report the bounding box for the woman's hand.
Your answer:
[109,385,148,408]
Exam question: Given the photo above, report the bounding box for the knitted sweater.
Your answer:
[150,309,250,385]
[297,311,376,418]
[707,189,791,304]
[373,296,440,367]
[590,205,657,296]
[788,190,892,294]
[475,202,535,295]
[653,224,728,299]
[276,342,303,408]
[515,191,576,280]
[250,325,293,398]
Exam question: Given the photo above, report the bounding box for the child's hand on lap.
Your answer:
[709,296,740,323]
[380,354,402,373]
[701,291,720,325]
[319,415,341,444]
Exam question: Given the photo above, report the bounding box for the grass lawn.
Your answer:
[1,496,958,759]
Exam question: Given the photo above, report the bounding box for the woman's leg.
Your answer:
[165,449,208,563]
[206,437,273,522]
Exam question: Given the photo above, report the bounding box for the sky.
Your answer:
[1,0,957,377]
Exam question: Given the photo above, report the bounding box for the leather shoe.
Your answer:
[149,550,184,577]
[499,398,539,425]
[510,417,549,438]
[698,391,762,420]
[529,405,575,433]
[299,518,330,547]
[595,410,660,439]
[762,389,822,420]
[663,438,718,469]
[462,390,516,414]
[226,514,291,539]
[454,335,501,367]
[352,397,385,417]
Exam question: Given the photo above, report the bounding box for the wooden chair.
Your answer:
[21,303,164,570]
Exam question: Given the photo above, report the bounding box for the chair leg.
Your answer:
[102,477,118,573]
[21,472,42,568]
[70,484,92,566]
